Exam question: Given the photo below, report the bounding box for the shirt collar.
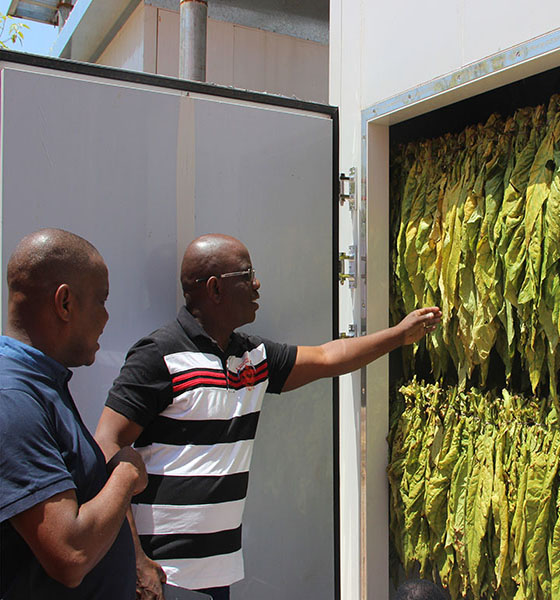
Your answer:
[176,305,212,341]
[0,336,73,386]
[177,306,241,355]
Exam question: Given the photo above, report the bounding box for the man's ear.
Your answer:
[53,284,73,322]
[206,276,222,305]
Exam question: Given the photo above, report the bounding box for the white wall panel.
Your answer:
[207,19,235,87]
[462,1,559,64]
[155,7,180,77]
[362,0,463,105]
[264,32,329,102]
[97,2,146,73]
[232,24,267,90]
[144,5,158,74]
[332,0,560,112]
[155,10,329,103]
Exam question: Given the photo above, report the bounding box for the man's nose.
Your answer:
[253,277,261,290]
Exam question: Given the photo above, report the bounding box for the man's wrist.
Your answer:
[390,323,406,347]
[136,548,151,565]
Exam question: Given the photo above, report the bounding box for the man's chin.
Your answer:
[66,354,96,368]
[82,346,100,367]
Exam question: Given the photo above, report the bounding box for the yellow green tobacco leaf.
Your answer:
[522,327,547,394]
[387,407,410,562]
[526,428,560,599]
[396,149,423,314]
[465,423,495,599]
[510,431,529,592]
[491,427,509,589]
[439,134,467,326]
[473,116,509,306]
[446,413,475,594]
[404,141,432,304]
[411,387,442,576]
[456,128,486,374]
[494,302,516,383]
[496,107,544,308]
[539,103,560,401]
[551,494,560,600]
[425,406,462,571]
[427,326,450,381]
[401,403,428,571]
[518,109,556,314]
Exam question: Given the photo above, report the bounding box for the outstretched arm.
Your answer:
[282,307,441,392]
[95,407,167,600]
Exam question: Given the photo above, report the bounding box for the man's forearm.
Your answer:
[94,408,167,598]
[66,461,141,577]
[11,450,144,588]
[282,307,441,391]
[285,325,403,391]
[319,325,404,376]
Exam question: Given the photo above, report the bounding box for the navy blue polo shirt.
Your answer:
[0,336,135,599]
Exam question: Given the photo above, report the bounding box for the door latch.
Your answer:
[339,167,356,210]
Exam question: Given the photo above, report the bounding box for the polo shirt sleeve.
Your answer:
[106,339,173,428]
[262,338,297,394]
[0,389,76,522]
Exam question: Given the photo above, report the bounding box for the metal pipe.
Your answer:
[179,0,208,82]
[57,1,74,31]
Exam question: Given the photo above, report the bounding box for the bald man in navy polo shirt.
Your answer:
[0,229,147,599]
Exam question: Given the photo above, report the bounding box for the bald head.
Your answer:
[179,234,260,345]
[7,228,101,302]
[6,229,109,366]
[180,234,249,297]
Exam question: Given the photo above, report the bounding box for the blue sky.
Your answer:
[0,0,59,55]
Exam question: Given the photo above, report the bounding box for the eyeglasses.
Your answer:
[195,267,256,284]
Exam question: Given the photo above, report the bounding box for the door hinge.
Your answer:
[339,323,357,338]
[339,167,356,210]
[338,245,356,288]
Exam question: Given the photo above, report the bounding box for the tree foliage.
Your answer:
[0,13,28,49]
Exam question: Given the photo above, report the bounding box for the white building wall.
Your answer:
[331,0,560,154]
[156,9,329,103]
[358,0,560,109]
[96,2,146,73]
[95,6,328,104]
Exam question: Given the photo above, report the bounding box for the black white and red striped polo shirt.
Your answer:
[106,307,297,590]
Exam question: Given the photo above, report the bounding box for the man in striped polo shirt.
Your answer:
[95,234,441,600]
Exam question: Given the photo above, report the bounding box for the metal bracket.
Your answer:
[338,245,356,288]
[339,167,356,210]
[339,323,357,339]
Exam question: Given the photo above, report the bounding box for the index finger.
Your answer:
[419,307,441,319]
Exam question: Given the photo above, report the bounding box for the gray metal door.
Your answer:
[190,96,335,599]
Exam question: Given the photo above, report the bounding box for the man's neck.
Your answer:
[5,318,67,366]
[4,321,34,348]
[189,308,232,352]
